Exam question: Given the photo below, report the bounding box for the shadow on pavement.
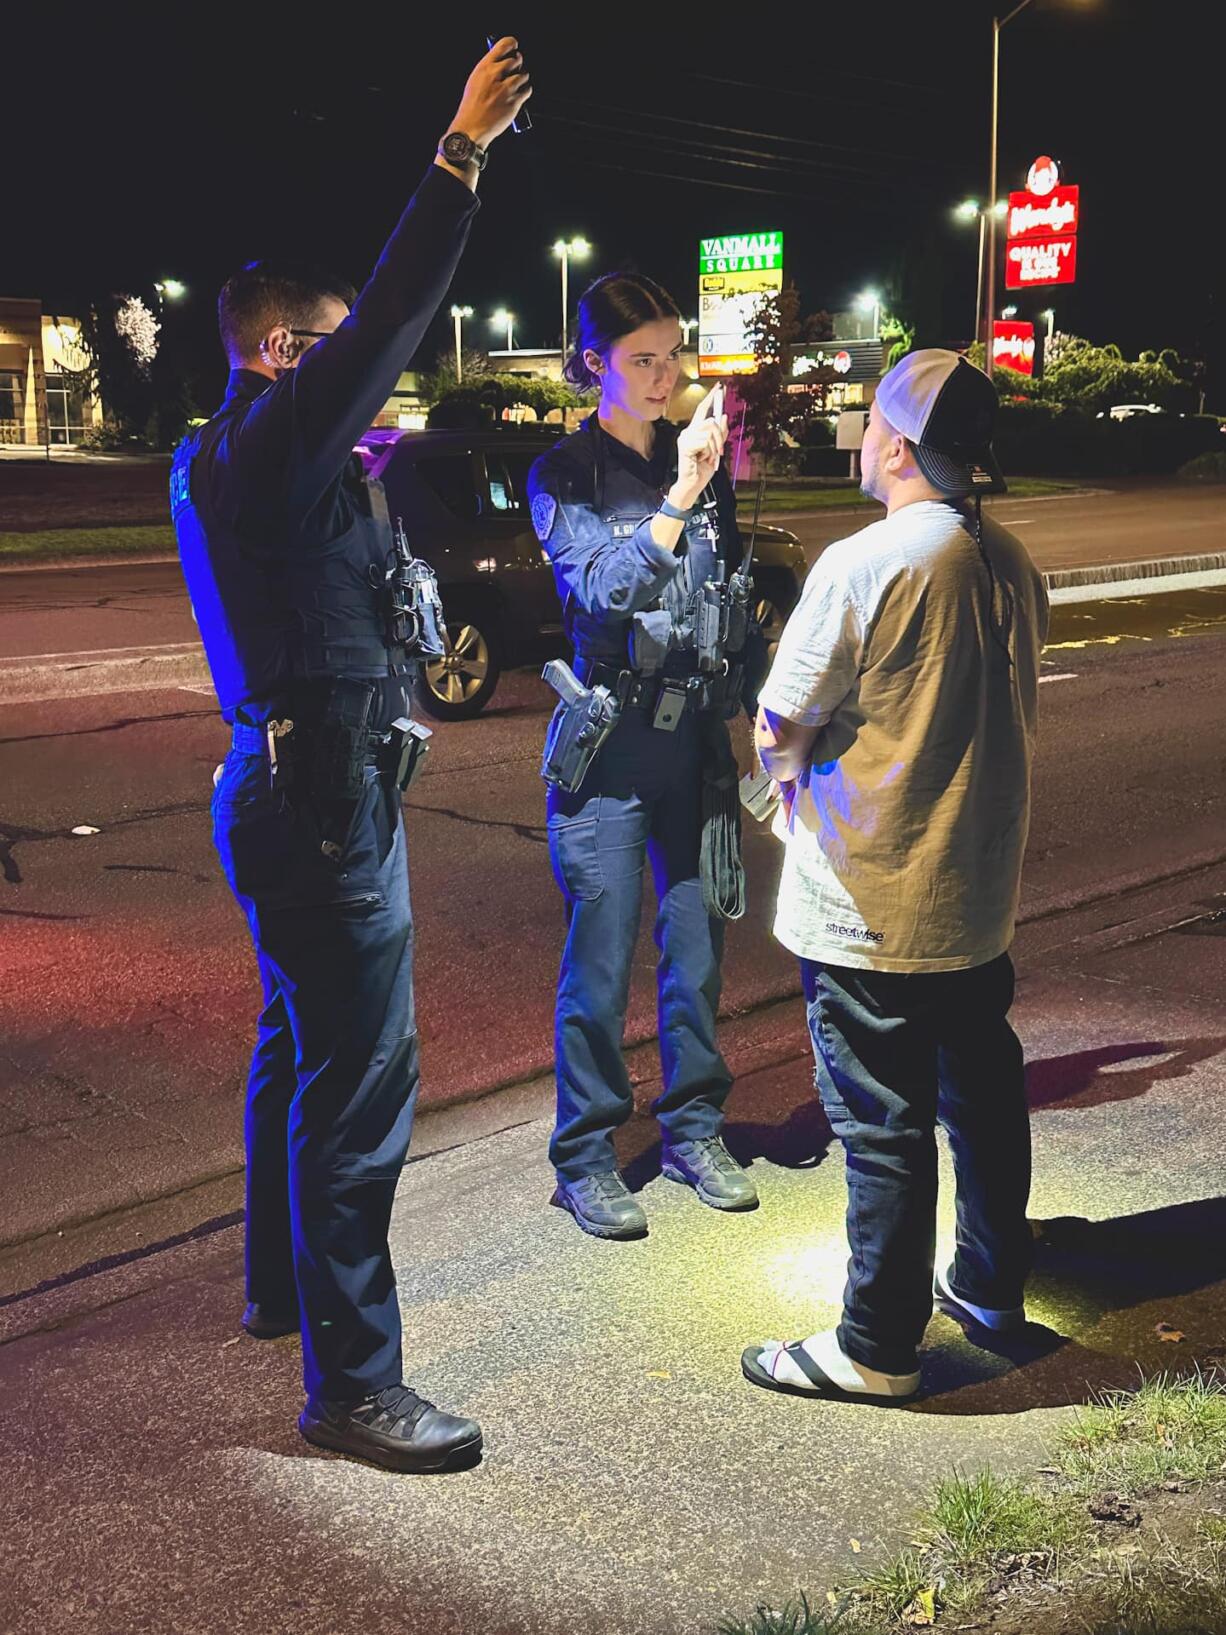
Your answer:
[917,1196,1226,1415]
[1027,1037,1226,1113]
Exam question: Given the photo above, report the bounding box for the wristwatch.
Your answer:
[438,131,489,172]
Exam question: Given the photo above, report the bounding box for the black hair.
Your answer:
[217,260,358,363]
[562,271,681,391]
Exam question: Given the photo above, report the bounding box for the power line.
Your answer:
[543,114,909,186]
[544,93,950,171]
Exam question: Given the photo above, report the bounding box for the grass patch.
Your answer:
[715,1377,1226,1635]
[0,525,176,561]
[735,477,1079,513]
[1057,1371,1226,1496]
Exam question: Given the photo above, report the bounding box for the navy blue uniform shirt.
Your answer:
[173,164,479,728]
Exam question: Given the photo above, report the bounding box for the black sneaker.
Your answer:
[242,1302,300,1340]
[299,1384,482,1473]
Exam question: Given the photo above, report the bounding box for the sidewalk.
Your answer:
[3,898,1225,1634]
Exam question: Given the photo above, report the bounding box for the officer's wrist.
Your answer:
[658,496,693,523]
[666,484,701,515]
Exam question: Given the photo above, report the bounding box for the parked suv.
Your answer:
[356,426,807,719]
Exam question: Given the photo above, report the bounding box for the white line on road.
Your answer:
[0,642,202,666]
[1039,672,1079,684]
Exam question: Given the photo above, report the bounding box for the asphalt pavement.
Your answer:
[2,500,1226,1633]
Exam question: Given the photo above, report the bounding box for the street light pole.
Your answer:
[553,238,590,359]
[986,0,1035,377]
[450,304,472,380]
[975,212,986,350]
[492,309,515,350]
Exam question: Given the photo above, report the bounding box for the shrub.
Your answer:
[1178,449,1226,481]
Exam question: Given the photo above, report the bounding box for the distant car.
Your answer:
[356,426,808,720]
[1098,403,1165,420]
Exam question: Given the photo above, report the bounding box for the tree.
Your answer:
[1036,335,1194,413]
[75,291,198,449]
[425,369,581,428]
[737,284,804,470]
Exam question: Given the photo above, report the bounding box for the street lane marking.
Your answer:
[1039,672,1079,684]
[0,642,202,665]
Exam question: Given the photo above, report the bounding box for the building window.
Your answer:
[45,372,89,446]
[0,371,22,444]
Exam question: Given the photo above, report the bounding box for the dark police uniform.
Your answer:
[528,415,758,1181]
[171,164,478,1408]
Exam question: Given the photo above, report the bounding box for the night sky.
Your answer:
[6,1,1220,406]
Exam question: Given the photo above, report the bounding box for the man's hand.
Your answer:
[755,704,817,788]
[450,37,532,150]
[669,386,728,512]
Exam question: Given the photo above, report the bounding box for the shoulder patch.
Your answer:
[531,492,558,542]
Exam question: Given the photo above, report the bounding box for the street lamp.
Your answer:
[153,279,187,311]
[855,289,881,339]
[680,317,698,346]
[954,199,1006,349]
[491,308,515,350]
[450,304,473,380]
[553,237,590,356]
[1001,305,1018,319]
[1041,307,1055,343]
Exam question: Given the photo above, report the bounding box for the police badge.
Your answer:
[531,492,558,543]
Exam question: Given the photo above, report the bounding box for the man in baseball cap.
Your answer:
[741,350,1049,1406]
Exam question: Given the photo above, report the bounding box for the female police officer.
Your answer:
[528,272,761,1239]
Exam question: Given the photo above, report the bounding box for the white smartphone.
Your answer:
[710,382,726,421]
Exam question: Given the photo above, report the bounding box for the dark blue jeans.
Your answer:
[213,750,418,1405]
[803,954,1032,1375]
[547,707,733,1179]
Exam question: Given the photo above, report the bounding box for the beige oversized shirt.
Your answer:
[759,499,1049,972]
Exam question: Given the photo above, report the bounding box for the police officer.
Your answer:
[171,41,531,1473]
[528,272,764,1240]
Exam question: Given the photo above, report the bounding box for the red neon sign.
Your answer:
[992,321,1036,376]
[1007,185,1079,242]
[1006,235,1077,290]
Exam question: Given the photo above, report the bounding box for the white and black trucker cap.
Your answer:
[875,349,1007,496]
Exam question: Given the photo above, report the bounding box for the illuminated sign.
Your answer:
[1007,185,1079,241]
[1026,156,1060,196]
[698,230,784,377]
[992,320,1036,375]
[700,231,783,276]
[1005,155,1079,292]
[1005,235,1077,289]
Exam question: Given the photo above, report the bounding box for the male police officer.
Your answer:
[171,41,531,1473]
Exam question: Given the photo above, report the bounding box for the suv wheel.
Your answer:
[414,605,502,720]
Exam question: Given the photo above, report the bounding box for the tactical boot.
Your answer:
[300,1384,482,1473]
[242,1302,300,1340]
[662,1135,759,1211]
[551,1171,648,1239]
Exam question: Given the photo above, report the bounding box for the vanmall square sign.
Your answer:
[1005,154,1080,290]
[698,230,784,377]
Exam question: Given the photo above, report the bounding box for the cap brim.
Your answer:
[913,441,1007,498]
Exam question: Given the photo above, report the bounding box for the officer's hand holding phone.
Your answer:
[669,384,728,513]
[440,36,533,168]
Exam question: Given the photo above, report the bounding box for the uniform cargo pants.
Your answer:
[212,749,418,1404]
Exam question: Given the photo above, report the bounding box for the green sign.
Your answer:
[699,230,784,277]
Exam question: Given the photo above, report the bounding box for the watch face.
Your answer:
[442,132,473,164]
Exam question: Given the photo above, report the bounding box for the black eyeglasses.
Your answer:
[289,329,328,340]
